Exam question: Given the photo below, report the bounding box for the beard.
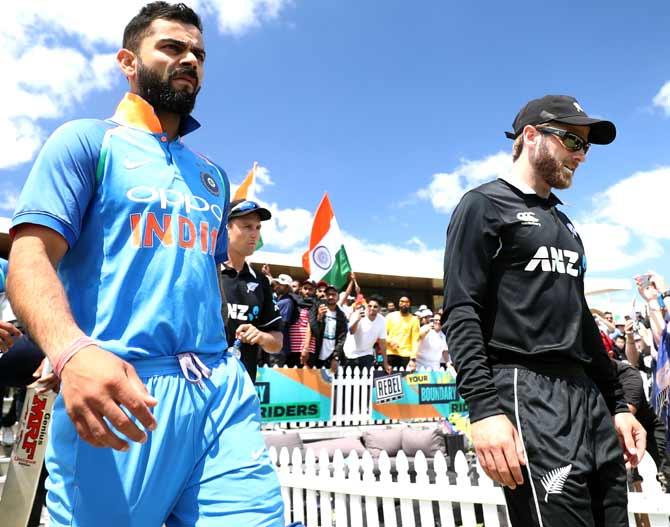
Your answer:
[399,306,410,314]
[530,138,573,190]
[136,60,200,116]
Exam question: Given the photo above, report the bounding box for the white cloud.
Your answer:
[2,0,293,169]
[261,204,313,249]
[342,233,442,278]
[206,0,290,35]
[653,81,670,116]
[0,187,19,213]
[592,166,670,240]
[574,165,670,274]
[252,164,274,194]
[232,164,444,276]
[0,43,118,168]
[417,151,512,214]
[230,164,309,250]
[575,222,663,273]
[0,119,44,169]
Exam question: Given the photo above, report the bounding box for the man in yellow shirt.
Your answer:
[385,296,420,369]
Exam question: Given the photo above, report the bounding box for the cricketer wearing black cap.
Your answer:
[442,95,645,527]
[504,94,616,145]
[220,199,283,382]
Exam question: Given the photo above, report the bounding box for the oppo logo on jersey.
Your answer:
[524,246,580,277]
[126,186,224,222]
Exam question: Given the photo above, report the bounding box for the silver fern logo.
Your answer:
[540,464,572,503]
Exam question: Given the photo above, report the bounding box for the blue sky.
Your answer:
[2,0,670,312]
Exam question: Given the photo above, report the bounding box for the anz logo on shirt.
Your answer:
[524,246,583,277]
[228,303,260,321]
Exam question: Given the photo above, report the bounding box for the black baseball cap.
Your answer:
[505,95,616,145]
[228,199,272,221]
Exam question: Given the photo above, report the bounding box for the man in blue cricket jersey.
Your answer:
[6,3,294,526]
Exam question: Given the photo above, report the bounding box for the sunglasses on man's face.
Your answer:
[537,126,590,154]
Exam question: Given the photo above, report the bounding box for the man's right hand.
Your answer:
[471,414,526,489]
[60,346,158,451]
[317,304,327,321]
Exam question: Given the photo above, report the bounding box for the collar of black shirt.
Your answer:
[221,261,257,279]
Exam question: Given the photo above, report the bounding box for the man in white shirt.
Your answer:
[416,310,448,370]
[343,296,390,372]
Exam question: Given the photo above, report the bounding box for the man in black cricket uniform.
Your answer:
[443,95,646,527]
[220,199,283,382]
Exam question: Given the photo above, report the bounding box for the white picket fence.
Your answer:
[262,365,454,430]
[269,446,670,527]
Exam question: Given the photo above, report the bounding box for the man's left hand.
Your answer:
[614,412,646,468]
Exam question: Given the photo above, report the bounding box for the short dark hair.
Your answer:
[368,295,383,306]
[123,2,203,52]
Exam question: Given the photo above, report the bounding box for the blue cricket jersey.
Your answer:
[12,93,230,361]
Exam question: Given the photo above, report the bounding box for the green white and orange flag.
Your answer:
[233,162,264,250]
[302,193,352,289]
[233,162,257,201]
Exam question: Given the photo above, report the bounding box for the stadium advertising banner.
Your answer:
[372,369,470,437]
[255,367,332,423]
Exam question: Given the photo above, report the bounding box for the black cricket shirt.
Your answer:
[443,177,625,422]
[615,360,655,431]
[220,262,283,381]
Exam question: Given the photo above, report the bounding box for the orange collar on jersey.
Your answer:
[110,92,201,137]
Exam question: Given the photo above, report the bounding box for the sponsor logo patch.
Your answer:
[201,171,220,197]
[541,464,572,502]
[516,211,541,227]
[524,246,580,276]
[374,373,404,403]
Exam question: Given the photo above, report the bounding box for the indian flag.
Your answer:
[233,162,264,250]
[302,193,352,289]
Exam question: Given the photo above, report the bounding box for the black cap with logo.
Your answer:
[505,95,616,145]
[228,199,272,221]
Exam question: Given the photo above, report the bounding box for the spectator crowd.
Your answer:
[254,266,670,494]
[589,273,670,491]
[257,268,450,375]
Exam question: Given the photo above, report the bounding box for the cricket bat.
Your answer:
[0,382,56,526]
[630,470,651,527]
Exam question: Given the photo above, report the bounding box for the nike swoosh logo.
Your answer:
[124,160,151,170]
[251,448,265,460]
